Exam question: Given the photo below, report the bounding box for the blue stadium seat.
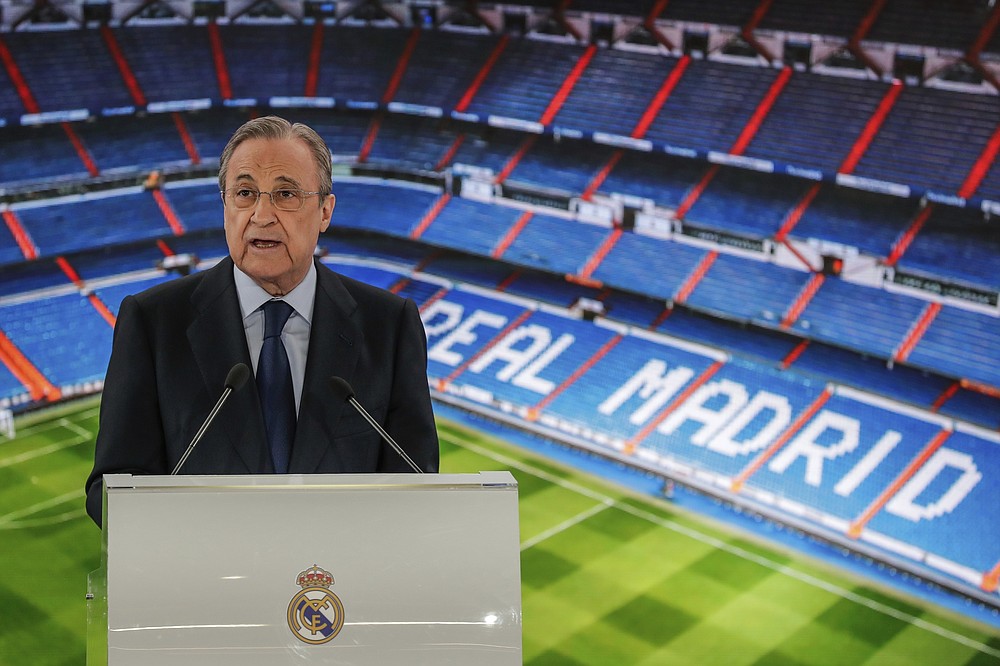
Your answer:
[161,180,225,233]
[592,233,707,302]
[790,341,953,408]
[500,213,610,276]
[0,52,25,122]
[69,243,171,281]
[853,86,998,196]
[365,114,459,170]
[685,252,809,326]
[315,26,411,104]
[906,306,1000,387]
[685,167,810,238]
[111,25,218,104]
[445,125,525,174]
[598,151,706,210]
[502,271,602,308]
[642,59,778,154]
[506,135,617,195]
[792,184,919,259]
[0,361,27,407]
[14,190,172,259]
[465,37,589,123]
[219,24,313,100]
[0,259,63,295]
[898,206,1000,291]
[657,308,800,364]
[76,114,190,173]
[744,72,888,173]
[792,278,926,358]
[327,180,440,237]
[552,48,680,137]
[393,29,502,111]
[0,293,113,387]
[0,124,89,188]
[3,28,133,115]
[419,197,522,256]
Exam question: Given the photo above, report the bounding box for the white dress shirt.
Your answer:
[233,262,317,413]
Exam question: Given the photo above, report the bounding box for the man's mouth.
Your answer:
[251,239,281,249]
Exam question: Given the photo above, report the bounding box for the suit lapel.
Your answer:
[187,257,271,473]
[290,262,361,473]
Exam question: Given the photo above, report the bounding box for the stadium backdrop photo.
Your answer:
[1,0,999,664]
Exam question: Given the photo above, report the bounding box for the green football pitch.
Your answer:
[2,398,998,665]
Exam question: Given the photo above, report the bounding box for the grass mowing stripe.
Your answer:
[439,430,1000,660]
[520,498,616,551]
[615,493,1000,660]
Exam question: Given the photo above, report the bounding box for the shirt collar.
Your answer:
[234,261,317,325]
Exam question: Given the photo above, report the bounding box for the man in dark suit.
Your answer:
[85,116,439,526]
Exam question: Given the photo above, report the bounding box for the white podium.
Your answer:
[87,472,521,665]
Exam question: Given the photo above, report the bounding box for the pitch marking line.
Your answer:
[0,406,99,440]
[520,498,616,552]
[0,489,85,529]
[0,435,91,469]
[0,414,98,469]
[59,415,97,439]
[444,433,1000,658]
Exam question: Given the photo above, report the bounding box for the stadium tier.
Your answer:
[418,195,526,256]
[683,252,809,324]
[110,25,218,104]
[682,167,812,239]
[505,137,618,195]
[852,86,1000,196]
[392,29,504,111]
[550,48,679,138]
[0,6,997,612]
[0,123,92,187]
[315,25,414,102]
[74,114,192,173]
[218,23,313,100]
[365,113,460,169]
[0,28,132,114]
[2,176,997,406]
[792,183,919,259]
[742,72,888,173]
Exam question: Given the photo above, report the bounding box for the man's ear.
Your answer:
[320,194,336,232]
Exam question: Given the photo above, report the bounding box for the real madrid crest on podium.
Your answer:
[287,564,346,645]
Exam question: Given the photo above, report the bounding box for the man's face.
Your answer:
[223,137,335,296]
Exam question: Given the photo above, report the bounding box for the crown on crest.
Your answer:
[296,565,334,589]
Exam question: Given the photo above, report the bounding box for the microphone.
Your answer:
[171,363,251,475]
[329,376,423,474]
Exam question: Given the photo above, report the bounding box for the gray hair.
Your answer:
[218,115,333,199]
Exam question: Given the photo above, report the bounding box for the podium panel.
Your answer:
[88,472,521,665]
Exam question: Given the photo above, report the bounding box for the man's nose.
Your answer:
[252,192,278,219]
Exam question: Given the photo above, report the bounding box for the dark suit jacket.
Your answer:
[85,256,439,525]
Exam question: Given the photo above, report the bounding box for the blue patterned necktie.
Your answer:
[257,300,296,474]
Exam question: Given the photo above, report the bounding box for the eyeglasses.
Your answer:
[221,187,323,212]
